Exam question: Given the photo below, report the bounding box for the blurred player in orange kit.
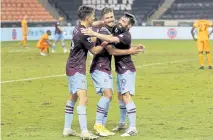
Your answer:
[191,14,213,69]
[36,30,52,56]
[19,15,28,47]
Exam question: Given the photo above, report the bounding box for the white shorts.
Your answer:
[54,33,64,41]
[116,70,136,95]
[68,72,87,94]
[91,70,113,94]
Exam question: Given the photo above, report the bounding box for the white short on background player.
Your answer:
[52,17,68,53]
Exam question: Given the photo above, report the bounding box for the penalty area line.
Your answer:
[1,59,196,84]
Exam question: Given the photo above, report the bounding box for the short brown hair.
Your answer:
[101,7,113,17]
[78,5,94,20]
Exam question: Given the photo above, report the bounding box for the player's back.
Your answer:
[194,20,212,40]
[66,24,93,76]
[37,33,48,44]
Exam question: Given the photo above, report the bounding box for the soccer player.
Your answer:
[63,5,108,139]
[82,12,141,137]
[36,30,52,56]
[52,17,68,53]
[19,15,28,48]
[191,14,213,69]
[90,7,144,137]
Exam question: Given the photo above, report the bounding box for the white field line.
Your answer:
[1,74,65,84]
[1,58,196,84]
[136,58,196,68]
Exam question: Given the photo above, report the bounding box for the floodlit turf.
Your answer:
[1,40,213,140]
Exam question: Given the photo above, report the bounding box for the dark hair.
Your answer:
[124,12,136,25]
[46,30,51,34]
[199,13,208,19]
[78,5,94,20]
[101,7,113,16]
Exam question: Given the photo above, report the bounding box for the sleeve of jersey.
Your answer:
[98,27,111,43]
[193,21,198,27]
[81,35,94,50]
[116,32,131,45]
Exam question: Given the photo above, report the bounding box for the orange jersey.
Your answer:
[193,20,213,40]
[21,19,28,34]
[37,33,49,45]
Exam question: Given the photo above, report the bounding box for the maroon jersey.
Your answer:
[66,24,94,76]
[90,26,112,74]
[113,31,136,74]
[55,22,62,34]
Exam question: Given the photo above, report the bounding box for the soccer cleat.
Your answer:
[120,127,138,137]
[208,66,212,69]
[199,66,204,70]
[112,123,127,131]
[63,128,80,137]
[94,124,108,137]
[102,126,115,136]
[80,130,99,140]
[40,52,46,56]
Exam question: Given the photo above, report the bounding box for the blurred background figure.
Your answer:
[36,30,52,56]
[52,17,68,53]
[19,15,28,48]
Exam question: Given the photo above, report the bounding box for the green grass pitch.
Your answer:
[1,40,213,140]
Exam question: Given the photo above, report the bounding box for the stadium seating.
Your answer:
[161,0,213,19]
[1,0,55,21]
[48,0,164,25]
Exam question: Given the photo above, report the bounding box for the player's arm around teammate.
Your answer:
[81,28,145,55]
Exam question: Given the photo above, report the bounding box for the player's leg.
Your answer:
[63,93,79,136]
[36,44,45,56]
[40,44,50,56]
[63,75,79,137]
[52,34,58,53]
[23,35,27,47]
[70,73,98,139]
[112,75,127,132]
[91,70,114,136]
[102,74,114,127]
[19,35,26,47]
[118,71,138,137]
[204,40,212,69]
[197,40,205,69]
[100,89,115,136]
[60,34,68,53]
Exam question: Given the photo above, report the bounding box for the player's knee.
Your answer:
[117,93,122,100]
[103,89,113,100]
[205,51,210,54]
[79,96,88,105]
[199,51,203,54]
[122,92,132,103]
